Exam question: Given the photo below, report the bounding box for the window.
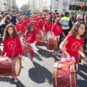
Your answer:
[69,5,87,11]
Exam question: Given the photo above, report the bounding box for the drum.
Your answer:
[53,61,77,87]
[22,43,32,55]
[0,56,21,76]
[47,35,58,50]
[36,31,44,46]
[47,31,51,41]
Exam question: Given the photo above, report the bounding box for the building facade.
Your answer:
[0,0,7,11]
[6,0,11,11]
[6,0,17,11]
[69,0,87,14]
[0,0,17,11]
[28,0,50,12]
[50,0,87,14]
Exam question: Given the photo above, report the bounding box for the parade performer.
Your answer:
[51,18,65,53]
[34,22,40,34]
[24,24,36,61]
[29,18,35,25]
[60,21,87,71]
[43,18,52,40]
[16,17,25,34]
[16,17,25,43]
[22,16,27,30]
[38,17,45,30]
[2,24,23,83]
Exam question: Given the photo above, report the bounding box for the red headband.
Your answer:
[6,25,14,30]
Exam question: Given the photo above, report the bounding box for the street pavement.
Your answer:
[0,42,87,87]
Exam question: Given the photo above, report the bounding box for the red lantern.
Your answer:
[80,4,84,8]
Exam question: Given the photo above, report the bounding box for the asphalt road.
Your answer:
[0,42,87,87]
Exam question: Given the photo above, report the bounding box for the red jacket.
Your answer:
[2,37,23,58]
[26,18,31,23]
[44,22,52,33]
[36,17,39,22]
[23,20,27,28]
[34,17,39,22]
[52,23,63,36]
[29,20,35,25]
[16,21,25,34]
[38,19,45,30]
[35,25,40,34]
[24,32,36,43]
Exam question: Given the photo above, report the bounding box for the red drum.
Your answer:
[0,56,21,76]
[53,61,77,87]
[36,31,44,46]
[47,35,58,50]
[22,43,32,55]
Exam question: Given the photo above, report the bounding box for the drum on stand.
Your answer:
[52,61,77,87]
[0,56,21,76]
[47,35,58,50]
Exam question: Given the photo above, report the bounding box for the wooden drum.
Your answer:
[22,43,32,55]
[36,31,44,46]
[0,56,21,76]
[47,35,58,50]
[52,61,77,87]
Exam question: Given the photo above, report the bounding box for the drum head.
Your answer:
[14,57,21,76]
[47,31,51,41]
